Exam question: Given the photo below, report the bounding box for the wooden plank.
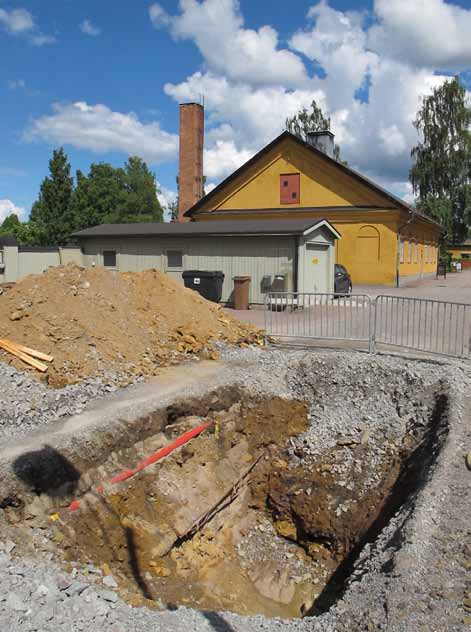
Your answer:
[0,339,53,363]
[0,340,48,372]
[175,453,264,542]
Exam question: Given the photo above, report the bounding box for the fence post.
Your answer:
[263,293,269,347]
[369,297,376,354]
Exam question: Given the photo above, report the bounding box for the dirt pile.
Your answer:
[0,264,262,386]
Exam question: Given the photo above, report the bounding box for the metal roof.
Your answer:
[72,218,339,238]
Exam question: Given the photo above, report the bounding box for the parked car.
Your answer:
[334,264,352,295]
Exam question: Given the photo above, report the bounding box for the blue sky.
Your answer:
[1,0,471,222]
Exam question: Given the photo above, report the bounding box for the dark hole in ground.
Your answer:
[3,366,450,621]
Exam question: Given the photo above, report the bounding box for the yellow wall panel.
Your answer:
[197,138,388,212]
[193,135,442,286]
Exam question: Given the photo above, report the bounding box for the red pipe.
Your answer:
[68,420,212,512]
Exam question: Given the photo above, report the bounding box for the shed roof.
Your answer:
[0,235,18,247]
[72,218,340,239]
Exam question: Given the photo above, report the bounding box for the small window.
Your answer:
[0,249,4,265]
[399,240,404,264]
[103,250,117,267]
[406,240,411,264]
[282,180,289,187]
[167,250,183,268]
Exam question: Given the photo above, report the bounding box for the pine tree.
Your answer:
[410,76,471,244]
[29,148,75,245]
[121,156,163,222]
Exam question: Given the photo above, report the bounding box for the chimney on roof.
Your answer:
[306,130,335,159]
[178,102,204,222]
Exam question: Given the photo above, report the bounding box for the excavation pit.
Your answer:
[4,356,450,620]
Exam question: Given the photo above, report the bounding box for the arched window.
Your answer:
[357,225,380,263]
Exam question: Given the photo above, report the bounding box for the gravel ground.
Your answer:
[0,347,470,631]
[0,361,145,441]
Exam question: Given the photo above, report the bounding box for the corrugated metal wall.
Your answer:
[81,235,295,303]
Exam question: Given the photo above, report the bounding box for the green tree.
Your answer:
[0,213,21,235]
[121,156,163,222]
[70,157,163,227]
[286,99,342,161]
[71,164,128,228]
[410,76,471,244]
[29,148,75,245]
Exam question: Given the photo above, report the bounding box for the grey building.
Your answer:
[72,218,340,304]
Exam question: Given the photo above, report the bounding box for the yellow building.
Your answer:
[185,131,442,286]
[448,239,471,264]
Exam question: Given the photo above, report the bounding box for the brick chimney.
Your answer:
[178,103,204,222]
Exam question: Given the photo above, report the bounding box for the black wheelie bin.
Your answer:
[182,270,225,303]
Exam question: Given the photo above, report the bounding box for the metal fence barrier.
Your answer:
[265,291,471,359]
[264,292,373,349]
[374,295,471,359]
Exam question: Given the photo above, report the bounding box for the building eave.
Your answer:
[184,130,442,231]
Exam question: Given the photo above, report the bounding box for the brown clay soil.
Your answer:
[0,264,263,387]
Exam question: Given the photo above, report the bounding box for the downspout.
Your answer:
[396,209,415,288]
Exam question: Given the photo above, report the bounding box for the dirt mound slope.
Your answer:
[0,264,262,386]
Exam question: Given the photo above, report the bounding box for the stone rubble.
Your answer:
[0,347,470,631]
[0,361,145,442]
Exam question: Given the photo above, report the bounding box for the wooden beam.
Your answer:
[0,340,48,372]
[0,339,53,363]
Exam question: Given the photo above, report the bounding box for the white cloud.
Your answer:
[30,33,56,46]
[290,2,378,110]
[0,6,55,45]
[159,0,461,201]
[370,0,471,70]
[0,8,33,34]
[25,102,178,165]
[165,70,325,164]
[7,79,26,91]
[151,0,308,86]
[157,185,177,221]
[204,140,252,180]
[0,199,25,223]
[149,4,171,29]
[80,19,101,37]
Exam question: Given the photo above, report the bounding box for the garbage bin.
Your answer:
[182,270,225,303]
[233,276,251,310]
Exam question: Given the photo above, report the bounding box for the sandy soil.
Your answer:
[0,264,262,386]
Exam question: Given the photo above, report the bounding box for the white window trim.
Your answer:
[399,239,404,264]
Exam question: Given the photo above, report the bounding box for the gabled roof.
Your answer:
[72,218,340,239]
[184,130,441,228]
